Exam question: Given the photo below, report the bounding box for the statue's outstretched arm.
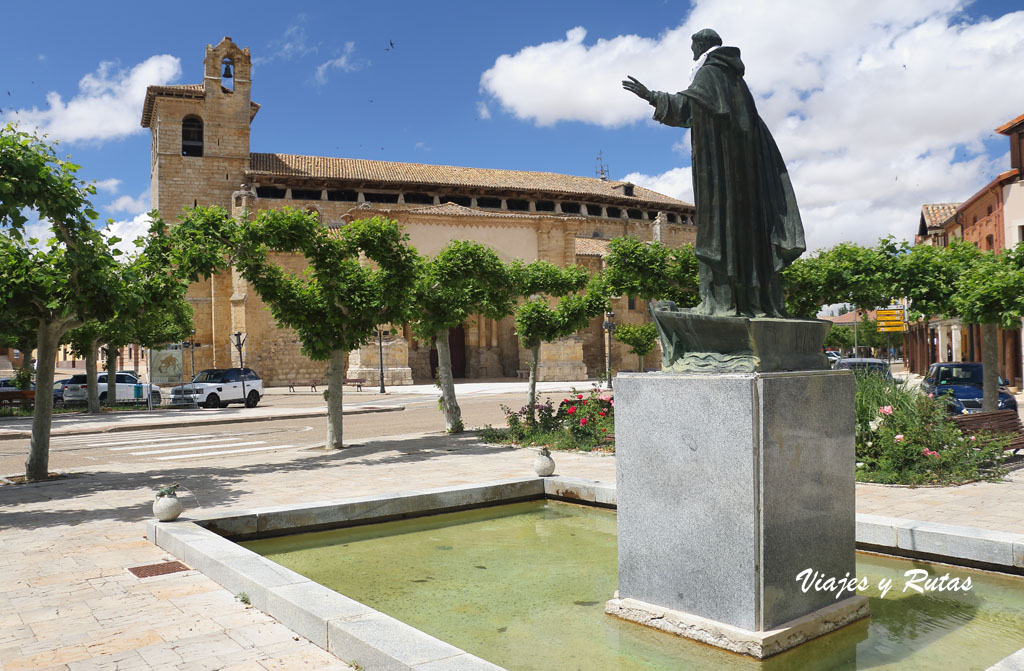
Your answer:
[622,75,655,104]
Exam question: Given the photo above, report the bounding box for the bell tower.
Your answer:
[142,37,258,372]
[143,36,257,221]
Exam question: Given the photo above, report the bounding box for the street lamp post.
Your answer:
[603,310,616,390]
[377,327,387,394]
[231,331,247,404]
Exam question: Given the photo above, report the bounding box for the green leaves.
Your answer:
[614,322,658,359]
[603,237,699,307]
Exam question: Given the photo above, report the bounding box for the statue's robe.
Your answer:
[651,46,805,318]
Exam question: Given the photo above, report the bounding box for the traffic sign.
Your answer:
[877,325,906,333]
[877,319,904,328]
[876,309,905,319]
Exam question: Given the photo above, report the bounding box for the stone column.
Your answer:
[608,371,868,659]
[937,326,949,363]
[951,325,963,362]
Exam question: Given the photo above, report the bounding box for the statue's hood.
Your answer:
[705,46,744,77]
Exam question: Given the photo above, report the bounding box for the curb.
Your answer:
[0,405,401,442]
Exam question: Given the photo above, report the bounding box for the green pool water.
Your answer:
[242,501,1024,671]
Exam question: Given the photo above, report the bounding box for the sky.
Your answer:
[3,0,1024,255]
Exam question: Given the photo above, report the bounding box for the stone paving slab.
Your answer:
[0,430,1020,671]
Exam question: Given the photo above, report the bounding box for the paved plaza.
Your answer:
[1,382,1023,671]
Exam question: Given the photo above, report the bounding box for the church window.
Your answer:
[363,192,400,203]
[221,58,234,92]
[507,198,529,211]
[987,205,993,216]
[535,200,555,212]
[561,202,581,214]
[986,234,994,250]
[627,208,643,219]
[592,231,602,238]
[440,195,472,207]
[181,116,203,157]
[628,296,636,310]
[404,192,434,205]
[291,188,322,201]
[305,207,322,222]
[477,196,502,209]
[667,213,679,223]
[256,186,286,199]
[606,206,621,218]
[327,189,358,202]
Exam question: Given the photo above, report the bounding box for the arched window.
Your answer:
[221,58,234,92]
[182,116,203,157]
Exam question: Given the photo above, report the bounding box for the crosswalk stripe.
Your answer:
[129,440,265,456]
[109,436,238,451]
[91,434,206,448]
[53,432,175,445]
[155,445,295,461]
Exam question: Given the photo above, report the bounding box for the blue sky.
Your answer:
[3,1,1024,253]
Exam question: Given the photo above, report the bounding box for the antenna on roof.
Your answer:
[596,151,609,181]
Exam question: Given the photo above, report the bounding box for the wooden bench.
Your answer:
[951,410,1024,454]
[343,378,365,392]
[0,390,35,407]
[288,379,320,392]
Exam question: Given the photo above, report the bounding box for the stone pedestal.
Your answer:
[609,370,868,658]
[347,337,413,386]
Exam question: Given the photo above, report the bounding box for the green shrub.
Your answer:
[484,386,614,451]
[854,372,1007,485]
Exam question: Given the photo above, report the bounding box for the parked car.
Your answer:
[169,368,263,408]
[53,378,72,408]
[63,372,162,405]
[825,351,842,367]
[921,362,1018,414]
[834,357,893,381]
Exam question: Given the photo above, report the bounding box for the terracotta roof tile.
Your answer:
[995,113,1024,135]
[574,237,612,257]
[920,203,960,229]
[248,153,692,209]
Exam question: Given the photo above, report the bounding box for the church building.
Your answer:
[142,37,695,385]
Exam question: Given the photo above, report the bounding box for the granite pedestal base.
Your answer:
[611,370,867,658]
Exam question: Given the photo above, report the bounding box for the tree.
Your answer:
[823,324,854,351]
[511,262,606,421]
[952,245,1024,411]
[0,124,122,480]
[226,208,418,448]
[603,237,699,307]
[410,241,517,433]
[614,322,658,372]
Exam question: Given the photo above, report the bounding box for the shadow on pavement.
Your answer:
[0,432,519,531]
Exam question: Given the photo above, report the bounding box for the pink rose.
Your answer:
[894,434,905,442]
[580,418,588,426]
[567,406,576,414]
[879,405,893,415]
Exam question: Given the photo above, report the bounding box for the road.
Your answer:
[0,388,571,474]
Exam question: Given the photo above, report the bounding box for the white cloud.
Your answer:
[93,178,121,194]
[480,2,1024,250]
[107,190,150,215]
[314,43,361,85]
[103,213,153,259]
[255,15,318,65]
[476,101,491,120]
[414,141,431,152]
[3,55,181,144]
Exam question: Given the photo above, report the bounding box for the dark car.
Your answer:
[834,358,893,381]
[921,362,1018,414]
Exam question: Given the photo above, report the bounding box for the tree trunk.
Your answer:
[104,345,117,407]
[982,322,999,412]
[527,344,540,425]
[434,331,463,433]
[86,338,100,413]
[324,349,346,449]
[25,321,62,481]
[638,353,643,374]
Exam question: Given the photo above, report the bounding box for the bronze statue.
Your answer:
[623,28,805,319]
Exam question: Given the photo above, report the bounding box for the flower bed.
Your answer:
[480,386,615,451]
[854,373,1008,485]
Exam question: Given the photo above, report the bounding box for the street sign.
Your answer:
[876,319,904,328]
[877,325,906,333]
[876,309,905,319]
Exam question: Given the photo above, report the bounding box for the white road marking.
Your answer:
[109,436,238,451]
[92,434,205,447]
[130,441,265,456]
[155,445,295,461]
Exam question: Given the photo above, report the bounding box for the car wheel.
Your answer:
[99,392,107,402]
[204,393,220,409]
[218,400,230,408]
[245,390,259,408]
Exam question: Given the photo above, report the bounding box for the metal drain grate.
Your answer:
[127,561,190,578]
